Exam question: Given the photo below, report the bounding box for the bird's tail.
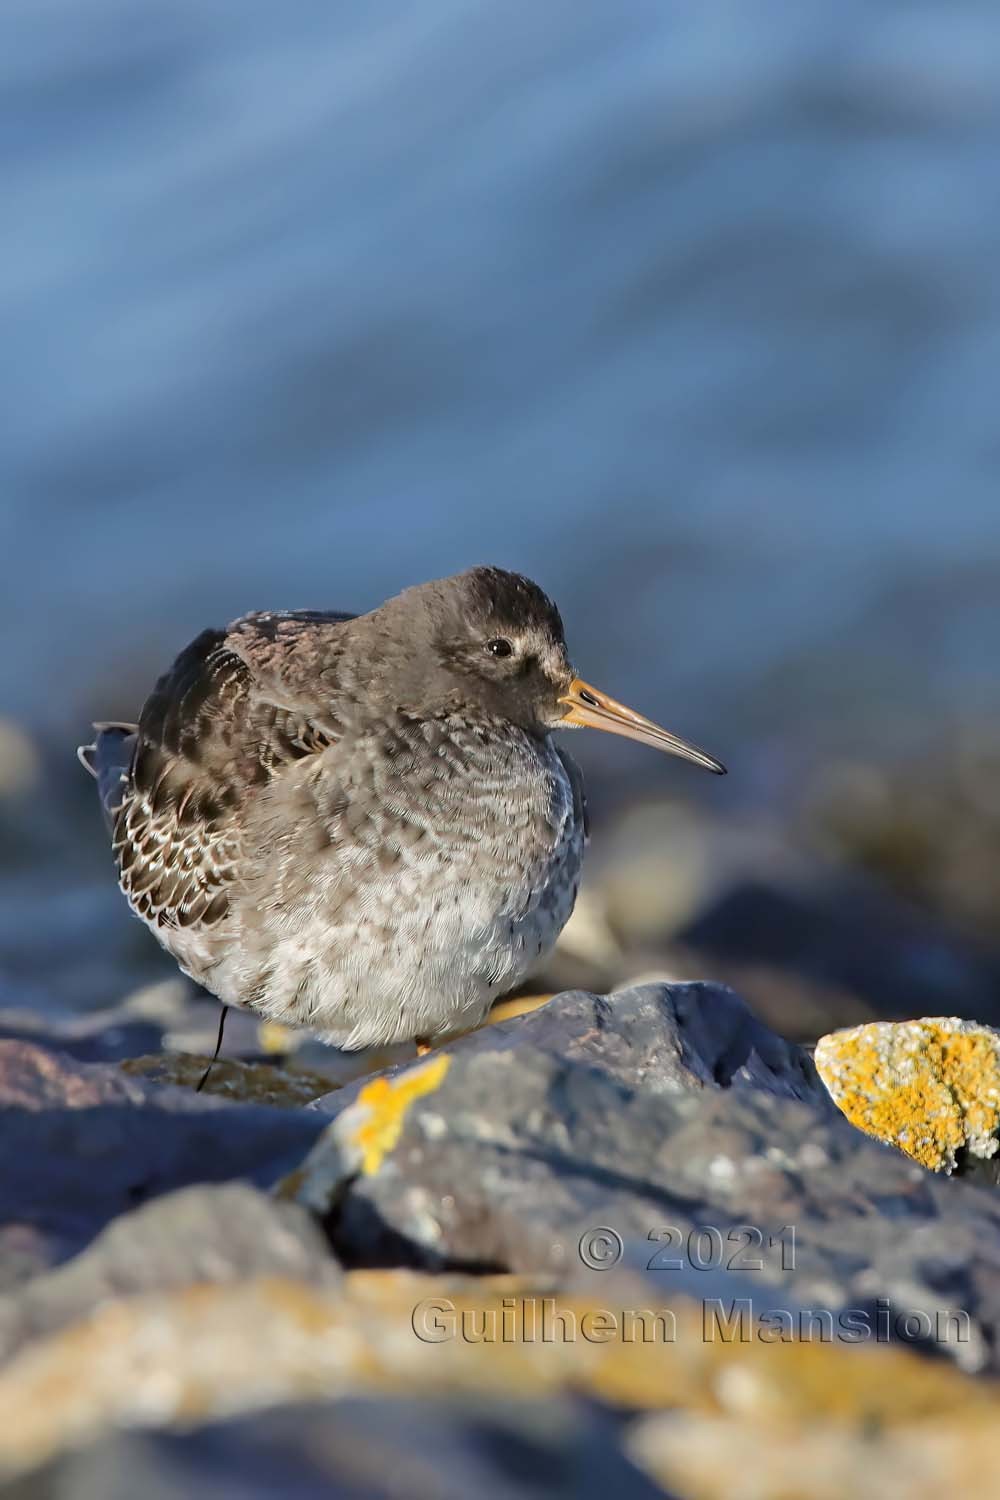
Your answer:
[77,722,137,831]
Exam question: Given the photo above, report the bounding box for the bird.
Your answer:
[79,567,725,1061]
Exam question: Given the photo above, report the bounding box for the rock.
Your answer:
[308,982,830,1115]
[679,877,1000,1034]
[587,800,717,944]
[804,740,1000,952]
[0,1040,327,1280]
[0,1002,165,1064]
[0,979,243,1068]
[0,1271,667,1477]
[132,987,432,1093]
[120,1054,337,1108]
[157,993,302,1062]
[161,997,423,1092]
[664,946,877,1047]
[0,1269,996,1488]
[9,1395,665,1500]
[293,985,1000,1371]
[7,982,1000,1488]
[627,1406,1000,1500]
[0,985,324,1072]
[815,1017,1000,1177]
[0,1183,339,1364]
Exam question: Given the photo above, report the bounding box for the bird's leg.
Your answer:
[196,1004,229,1092]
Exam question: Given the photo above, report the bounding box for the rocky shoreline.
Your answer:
[2,980,1000,1497]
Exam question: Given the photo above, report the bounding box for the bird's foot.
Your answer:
[412,995,553,1059]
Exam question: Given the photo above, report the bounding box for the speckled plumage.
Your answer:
[83,570,589,1049]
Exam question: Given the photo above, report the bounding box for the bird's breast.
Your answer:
[370,713,579,885]
[265,716,575,926]
[226,714,585,1045]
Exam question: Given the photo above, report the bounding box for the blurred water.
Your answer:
[3,0,1000,777]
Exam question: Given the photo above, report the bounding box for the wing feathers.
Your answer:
[110,616,348,932]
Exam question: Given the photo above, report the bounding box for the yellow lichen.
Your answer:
[0,1270,997,1484]
[815,1019,1000,1172]
[350,1053,451,1174]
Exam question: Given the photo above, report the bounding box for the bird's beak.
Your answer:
[558,677,726,775]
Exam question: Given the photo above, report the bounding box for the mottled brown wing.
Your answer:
[113,615,346,932]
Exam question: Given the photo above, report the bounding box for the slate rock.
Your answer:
[0,1183,339,1364]
[0,988,283,1067]
[5,1395,667,1500]
[308,982,832,1115]
[0,1003,164,1064]
[294,984,1000,1372]
[0,1040,327,1281]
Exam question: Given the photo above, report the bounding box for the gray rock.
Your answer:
[295,983,1000,1372]
[0,1040,327,1283]
[0,989,274,1066]
[3,1396,668,1500]
[0,1183,339,1364]
[0,1003,165,1063]
[308,982,831,1115]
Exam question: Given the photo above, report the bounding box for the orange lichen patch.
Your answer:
[815,1018,1000,1173]
[348,1053,451,1174]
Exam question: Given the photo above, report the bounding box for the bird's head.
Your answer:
[371,567,725,774]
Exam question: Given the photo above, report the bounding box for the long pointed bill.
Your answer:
[558,677,726,775]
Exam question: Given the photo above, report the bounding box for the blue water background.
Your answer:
[3,0,1000,789]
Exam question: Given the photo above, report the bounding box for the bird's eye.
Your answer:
[485,637,514,658]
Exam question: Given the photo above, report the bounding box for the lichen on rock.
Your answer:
[0,1270,997,1486]
[120,1053,336,1108]
[347,1053,452,1175]
[814,1018,1000,1173]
